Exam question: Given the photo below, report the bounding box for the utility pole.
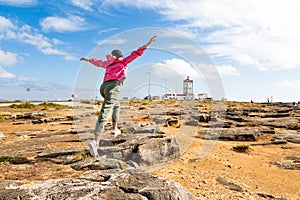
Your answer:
[146,72,151,99]
[163,79,167,99]
[163,79,167,94]
[26,88,30,102]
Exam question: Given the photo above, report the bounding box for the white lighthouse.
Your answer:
[183,76,194,100]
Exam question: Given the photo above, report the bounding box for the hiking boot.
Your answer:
[88,140,99,157]
[112,129,121,137]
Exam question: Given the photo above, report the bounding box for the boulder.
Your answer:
[15,112,47,119]
[261,113,290,118]
[263,118,298,129]
[115,133,180,167]
[191,113,211,122]
[216,177,244,192]
[71,157,128,171]
[251,139,287,146]
[153,117,168,125]
[277,131,300,144]
[197,127,258,141]
[184,120,199,126]
[0,169,196,200]
[270,162,300,170]
[225,115,245,122]
[165,118,179,126]
[129,123,158,134]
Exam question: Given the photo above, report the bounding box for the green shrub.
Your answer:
[67,115,75,121]
[0,156,31,164]
[73,150,89,160]
[232,144,249,153]
[289,123,300,130]
[153,133,166,138]
[38,101,70,109]
[80,99,92,104]
[164,99,177,104]
[142,101,151,105]
[129,99,142,104]
[120,128,128,134]
[9,102,35,108]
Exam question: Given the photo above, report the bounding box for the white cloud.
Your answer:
[0,50,19,66]
[102,0,300,71]
[0,16,15,30]
[41,48,77,60]
[152,58,200,79]
[101,0,169,11]
[40,15,86,32]
[0,16,17,40]
[167,43,203,56]
[0,66,15,79]
[18,28,52,49]
[205,26,300,71]
[273,80,300,88]
[0,0,37,6]
[194,63,221,80]
[98,28,118,34]
[41,48,66,56]
[64,54,77,60]
[150,58,223,81]
[216,65,241,76]
[101,38,126,45]
[18,76,39,82]
[71,0,95,11]
[52,38,64,45]
[0,16,75,60]
[234,54,266,70]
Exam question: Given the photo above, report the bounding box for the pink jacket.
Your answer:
[89,46,147,84]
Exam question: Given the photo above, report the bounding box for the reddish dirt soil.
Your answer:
[0,102,299,199]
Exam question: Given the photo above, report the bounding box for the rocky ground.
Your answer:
[0,100,299,199]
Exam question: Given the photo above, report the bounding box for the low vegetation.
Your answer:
[289,123,300,130]
[232,144,249,153]
[153,133,166,138]
[9,102,35,108]
[73,150,90,160]
[8,101,71,109]
[0,156,31,164]
[38,101,71,109]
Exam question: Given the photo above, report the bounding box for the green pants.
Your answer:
[94,80,120,135]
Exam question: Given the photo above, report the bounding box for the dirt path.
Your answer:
[152,138,300,199]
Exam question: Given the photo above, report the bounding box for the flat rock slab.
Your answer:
[0,169,196,200]
[197,127,258,141]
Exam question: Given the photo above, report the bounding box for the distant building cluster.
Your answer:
[127,76,209,101]
[122,76,211,101]
[163,76,209,100]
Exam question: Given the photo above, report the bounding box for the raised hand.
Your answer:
[145,35,157,47]
[80,57,89,61]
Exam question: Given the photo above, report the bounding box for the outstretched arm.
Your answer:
[80,57,89,62]
[80,57,108,68]
[144,35,157,48]
[123,35,158,65]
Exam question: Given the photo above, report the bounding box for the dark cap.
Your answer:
[111,49,123,58]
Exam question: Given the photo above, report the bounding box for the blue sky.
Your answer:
[0,0,299,102]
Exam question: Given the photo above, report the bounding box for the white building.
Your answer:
[164,76,195,100]
[197,93,209,100]
[183,76,194,100]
